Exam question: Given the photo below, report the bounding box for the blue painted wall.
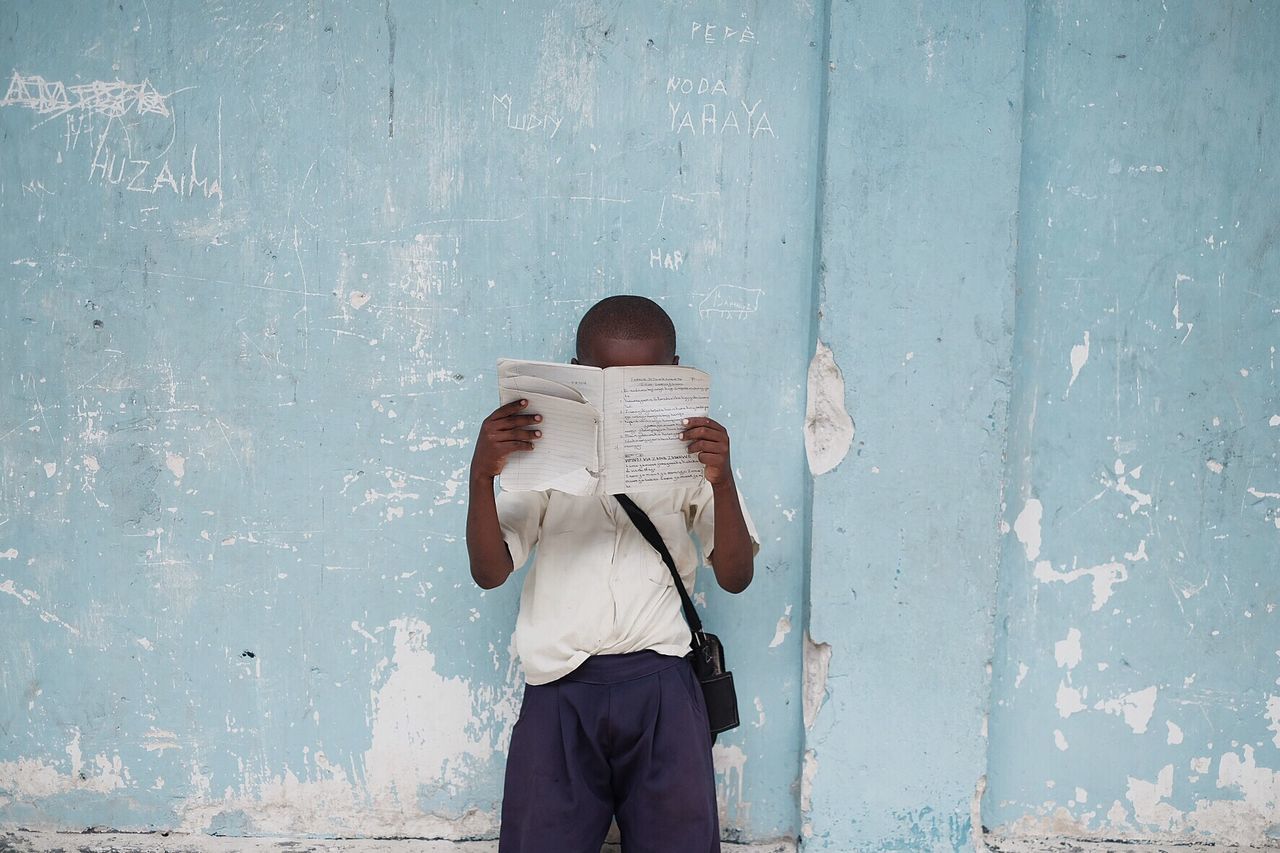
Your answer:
[0,0,818,841]
[984,1,1280,847]
[803,1,1024,849]
[3,1,1277,850]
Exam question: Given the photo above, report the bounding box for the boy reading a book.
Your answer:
[466,295,760,852]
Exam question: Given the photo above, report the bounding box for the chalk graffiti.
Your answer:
[699,285,762,319]
[669,99,775,138]
[1,72,170,119]
[490,93,563,138]
[649,248,685,271]
[3,71,222,205]
[690,22,756,45]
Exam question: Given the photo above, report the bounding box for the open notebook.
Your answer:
[496,358,710,495]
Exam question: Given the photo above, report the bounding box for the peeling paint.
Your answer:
[802,631,832,730]
[803,340,854,476]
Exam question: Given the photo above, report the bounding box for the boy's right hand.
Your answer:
[471,399,542,479]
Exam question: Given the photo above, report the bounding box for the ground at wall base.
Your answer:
[4,832,1274,852]
[0,832,798,853]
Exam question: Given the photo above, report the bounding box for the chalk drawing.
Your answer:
[1,72,171,119]
[699,285,763,319]
[491,93,563,138]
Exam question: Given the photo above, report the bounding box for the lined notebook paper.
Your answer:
[496,358,710,495]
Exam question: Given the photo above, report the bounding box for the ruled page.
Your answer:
[496,388,601,495]
[600,366,710,493]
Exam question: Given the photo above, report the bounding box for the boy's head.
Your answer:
[573,295,678,368]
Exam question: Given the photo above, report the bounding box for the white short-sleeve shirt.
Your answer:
[495,482,761,686]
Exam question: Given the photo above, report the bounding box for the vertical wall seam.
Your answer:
[797,0,835,839]
[979,0,1038,840]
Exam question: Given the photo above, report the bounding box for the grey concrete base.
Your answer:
[0,832,797,853]
[985,833,1268,852]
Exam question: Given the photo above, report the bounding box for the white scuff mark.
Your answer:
[1270,415,1280,427]
[171,617,517,838]
[1013,498,1043,561]
[1015,662,1029,688]
[1247,486,1280,499]
[1123,539,1148,562]
[42,462,57,478]
[1066,330,1090,396]
[83,455,100,473]
[752,696,766,728]
[350,621,378,643]
[1185,746,1280,845]
[1054,628,1083,669]
[0,548,18,560]
[1266,695,1280,748]
[0,578,33,602]
[348,290,370,309]
[971,774,988,853]
[1166,720,1184,745]
[1075,786,1088,804]
[1056,680,1086,718]
[712,742,749,823]
[1054,729,1069,751]
[1094,685,1158,733]
[136,637,153,651]
[165,452,186,480]
[142,728,181,755]
[804,340,854,476]
[803,631,832,730]
[1127,764,1180,831]
[769,604,793,648]
[0,728,130,800]
[1034,558,1129,611]
[1206,459,1224,474]
[800,748,818,835]
[1173,273,1194,343]
[436,466,467,505]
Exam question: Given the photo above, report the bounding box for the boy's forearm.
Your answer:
[708,477,754,594]
[466,472,515,589]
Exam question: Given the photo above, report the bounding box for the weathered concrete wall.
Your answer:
[3,1,1277,851]
[984,1,1280,848]
[802,1,1025,849]
[0,1,818,843]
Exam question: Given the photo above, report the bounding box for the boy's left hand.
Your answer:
[682,416,733,487]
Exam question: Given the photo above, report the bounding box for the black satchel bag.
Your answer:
[613,494,741,740]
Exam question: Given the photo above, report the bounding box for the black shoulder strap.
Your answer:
[613,493,704,636]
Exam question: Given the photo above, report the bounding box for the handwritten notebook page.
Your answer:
[496,386,601,495]
[601,366,710,493]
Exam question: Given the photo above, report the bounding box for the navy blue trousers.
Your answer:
[498,650,720,853]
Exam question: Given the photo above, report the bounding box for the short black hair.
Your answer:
[575,295,677,358]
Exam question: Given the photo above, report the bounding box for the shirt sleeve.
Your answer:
[494,488,549,570]
[688,480,762,563]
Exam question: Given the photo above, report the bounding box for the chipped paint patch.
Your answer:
[1093,685,1157,734]
[768,604,793,648]
[1013,498,1043,561]
[1033,558,1128,611]
[712,742,750,824]
[1066,330,1090,395]
[1054,627,1082,669]
[803,340,854,475]
[802,631,832,730]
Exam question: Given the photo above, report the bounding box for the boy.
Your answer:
[466,295,760,852]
